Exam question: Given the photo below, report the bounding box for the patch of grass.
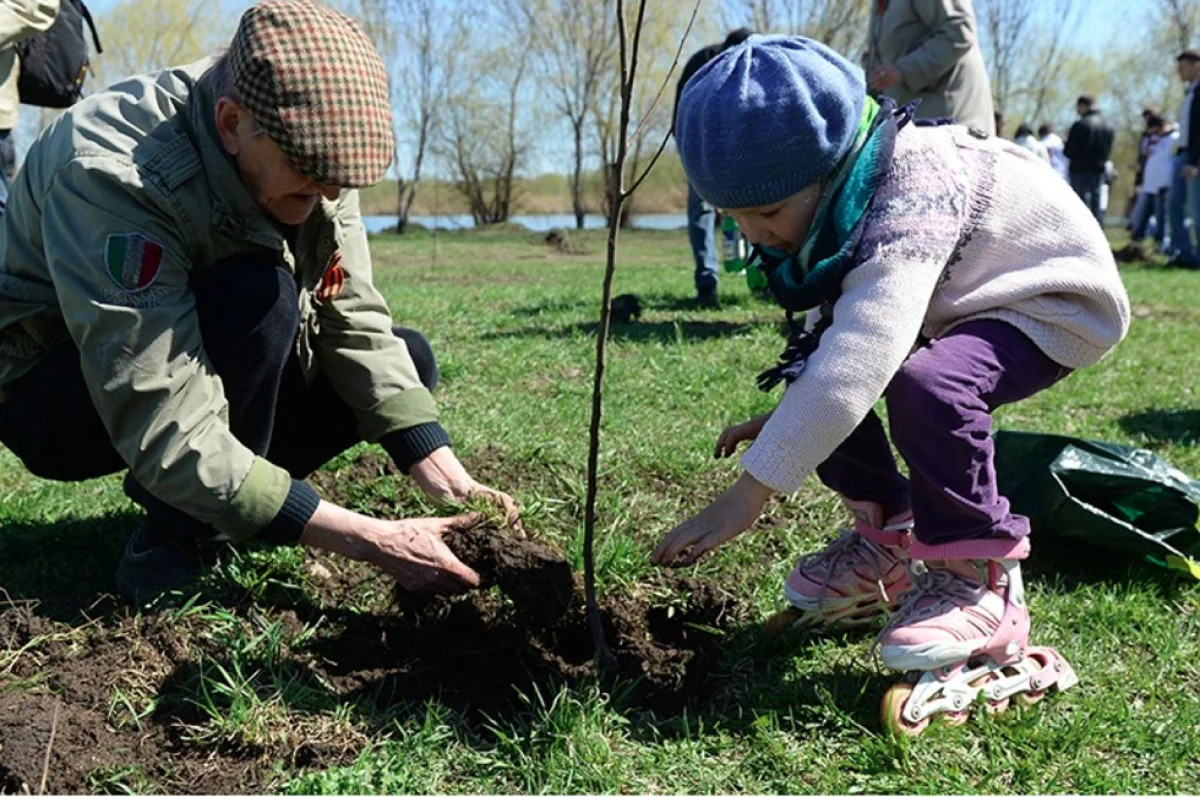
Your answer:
[2,228,1199,792]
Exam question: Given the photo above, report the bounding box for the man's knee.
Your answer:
[191,252,299,373]
[392,326,439,392]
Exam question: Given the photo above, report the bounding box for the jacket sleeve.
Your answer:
[312,191,449,471]
[894,0,977,94]
[1188,94,1200,166]
[41,158,315,543]
[0,0,59,49]
[1063,121,1080,162]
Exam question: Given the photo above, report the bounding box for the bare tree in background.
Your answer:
[721,0,869,57]
[94,0,231,84]
[508,0,618,230]
[976,0,1083,126]
[1159,0,1200,52]
[439,48,531,225]
[351,0,467,233]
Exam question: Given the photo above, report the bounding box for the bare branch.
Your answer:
[627,0,704,145]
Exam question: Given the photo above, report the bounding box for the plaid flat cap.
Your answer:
[228,0,395,187]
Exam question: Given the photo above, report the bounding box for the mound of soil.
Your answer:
[1,514,744,793]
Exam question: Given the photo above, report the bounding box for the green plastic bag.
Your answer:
[993,431,1200,579]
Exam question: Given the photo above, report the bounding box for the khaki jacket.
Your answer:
[0,59,436,541]
[864,0,994,134]
[0,0,60,130]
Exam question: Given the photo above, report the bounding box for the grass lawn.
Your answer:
[2,227,1198,793]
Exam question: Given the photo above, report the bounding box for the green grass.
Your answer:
[3,227,1200,793]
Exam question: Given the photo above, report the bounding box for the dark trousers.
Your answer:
[1069,171,1105,224]
[0,252,437,536]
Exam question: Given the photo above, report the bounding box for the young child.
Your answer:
[652,36,1130,732]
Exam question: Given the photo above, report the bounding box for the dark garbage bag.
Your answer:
[994,431,1200,580]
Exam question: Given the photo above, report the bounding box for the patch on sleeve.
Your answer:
[105,233,165,292]
[315,251,346,302]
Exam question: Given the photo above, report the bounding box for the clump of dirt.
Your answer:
[441,523,577,622]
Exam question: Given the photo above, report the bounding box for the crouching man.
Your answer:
[0,0,517,602]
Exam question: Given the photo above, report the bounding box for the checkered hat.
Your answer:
[228,0,395,188]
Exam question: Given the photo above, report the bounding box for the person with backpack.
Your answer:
[0,0,61,185]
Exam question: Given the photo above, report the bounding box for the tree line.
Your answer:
[20,0,1200,228]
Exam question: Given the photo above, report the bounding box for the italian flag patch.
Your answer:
[105,233,165,292]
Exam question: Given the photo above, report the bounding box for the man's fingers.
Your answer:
[443,558,481,589]
[444,512,485,532]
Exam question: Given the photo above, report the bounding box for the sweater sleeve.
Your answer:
[740,158,969,494]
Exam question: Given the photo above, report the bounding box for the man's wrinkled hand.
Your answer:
[650,473,773,566]
[367,514,484,594]
[868,63,902,93]
[409,446,524,534]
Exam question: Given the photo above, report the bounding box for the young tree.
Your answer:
[592,1,711,227]
[508,0,618,229]
[1158,0,1200,52]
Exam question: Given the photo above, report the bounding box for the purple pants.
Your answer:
[816,320,1070,547]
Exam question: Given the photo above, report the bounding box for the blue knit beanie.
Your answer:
[676,35,866,209]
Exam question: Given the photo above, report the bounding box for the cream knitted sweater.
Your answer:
[741,123,1131,494]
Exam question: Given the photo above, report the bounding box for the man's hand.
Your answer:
[715,412,772,459]
[1184,164,1199,180]
[300,501,483,594]
[650,472,773,566]
[409,446,523,533]
[868,63,902,93]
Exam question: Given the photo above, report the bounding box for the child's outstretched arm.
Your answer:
[650,471,774,566]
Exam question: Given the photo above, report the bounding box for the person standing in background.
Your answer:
[863,0,995,133]
[1169,50,1200,269]
[0,0,60,190]
[1064,94,1115,224]
[1014,123,1050,163]
[673,27,754,308]
[1039,122,1069,179]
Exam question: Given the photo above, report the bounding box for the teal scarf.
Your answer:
[756,96,911,391]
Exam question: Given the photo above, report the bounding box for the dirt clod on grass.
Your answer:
[1,459,744,794]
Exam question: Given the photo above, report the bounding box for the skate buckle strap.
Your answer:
[854,515,914,549]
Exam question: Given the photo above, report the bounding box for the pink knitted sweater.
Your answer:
[741,123,1131,494]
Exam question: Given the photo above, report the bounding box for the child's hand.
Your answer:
[715,412,773,459]
[651,472,773,566]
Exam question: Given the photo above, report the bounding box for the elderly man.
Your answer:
[0,0,517,601]
[863,0,994,133]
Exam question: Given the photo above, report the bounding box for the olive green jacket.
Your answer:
[0,0,60,130]
[0,59,438,541]
[864,0,995,134]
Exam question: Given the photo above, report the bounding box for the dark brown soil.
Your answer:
[1,519,744,794]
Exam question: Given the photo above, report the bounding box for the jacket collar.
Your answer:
[182,65,287,251]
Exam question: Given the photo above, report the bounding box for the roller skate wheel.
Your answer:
[764,607,802,637]
[985,698,1010,715]
[881,682,929,737]
[943,710,969,727]
[1015,689,1045,707]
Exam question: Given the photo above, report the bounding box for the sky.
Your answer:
[71,0,1160,177]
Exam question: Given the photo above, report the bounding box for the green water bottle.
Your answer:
[721,215,745,273]
[746,262,768,293]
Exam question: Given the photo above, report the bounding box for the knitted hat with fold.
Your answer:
[676,35,866,209]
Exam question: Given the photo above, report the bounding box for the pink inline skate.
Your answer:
[765,499,915,635]
[875,537,1078,735]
